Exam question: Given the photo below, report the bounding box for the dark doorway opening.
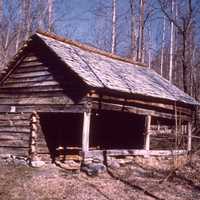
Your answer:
[90,110,145,149]
[39,113,83,161]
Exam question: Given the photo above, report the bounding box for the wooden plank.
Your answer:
[6,75,53,83]
[0,91,65,99]
[0,147,29,156]
[19,61,44,67]
[0,85,64,93]
[0,104,85,113]
[22,55,40,62]
[15,66,49,73]
[0,139,29,148]
[0,96,74,105]
[16,105,85,113]
[2,80,59,89]
[9,71,51,78]
[0,120,29,127]
[0,113,30,120]
[0,127,30,133]
[0,132,30,140]
[91,95,192,116]
[92,101,191,121]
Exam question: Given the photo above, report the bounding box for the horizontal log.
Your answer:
[0,85,64,93]
[0,104,85,113]
[0,139,29,148]
[0,146,29,156]
[91,95,192,116]
[2,80,59,89]
[0,96,74,105]
[0,127,30,133]
[92,101,191,121]
[0,120,29,127]
[0,113,30,120]
[0,91,65,99]
[10,71,51,78]
[6,75,53,83]
[0,132,30,140]
[20,61,44,67]
[22,55,40,62]
[15,66,49,73]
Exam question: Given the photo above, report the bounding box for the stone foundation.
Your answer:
[83,150,189,171]
[133,154,189,170]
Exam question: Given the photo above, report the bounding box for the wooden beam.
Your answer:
[89,94,192,116]
[92,101,191,121]
[0,105,86,114]
[144,115,151,150]
[187,121,192,151]
[82,111,91,152]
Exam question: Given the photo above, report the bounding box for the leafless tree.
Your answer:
[158,0,200,94]
[111,0,116,54]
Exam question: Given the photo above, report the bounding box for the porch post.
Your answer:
[187,121,192,151]
[144,115,151,150]
[82,111,91,152]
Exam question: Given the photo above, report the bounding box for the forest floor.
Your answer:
[0,152,200,200]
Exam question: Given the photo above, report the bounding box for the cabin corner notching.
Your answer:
[0,31,198,166]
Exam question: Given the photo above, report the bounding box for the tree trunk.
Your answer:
[111,0,116,54]
[138,0,145,62]
[160,16,166,77]
[48,0,53,32]
[130,0,136,60]
[169,0,174,83]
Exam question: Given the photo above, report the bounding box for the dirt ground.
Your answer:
[0,153,200,200]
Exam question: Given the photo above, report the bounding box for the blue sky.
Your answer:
[52,0,167,58]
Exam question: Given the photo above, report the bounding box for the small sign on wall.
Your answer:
[10,106,16,113]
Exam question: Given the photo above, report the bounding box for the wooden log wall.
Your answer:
[0,113,30,156]
[0,51,87,160]
[0,52,87,113]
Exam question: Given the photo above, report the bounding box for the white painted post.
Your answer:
[82,111,91,152]
[145,115,151,151]
[187,121,192,151]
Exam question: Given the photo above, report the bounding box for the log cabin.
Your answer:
[0,31,199,166]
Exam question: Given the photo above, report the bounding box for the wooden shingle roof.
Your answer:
[34,32,198,106]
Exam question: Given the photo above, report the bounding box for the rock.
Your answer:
[13,158,28,166]
[30,160,45,168]
[81,163,106,176]
[107,160,120,169]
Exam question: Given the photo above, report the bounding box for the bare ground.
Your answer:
[0,153,200,200]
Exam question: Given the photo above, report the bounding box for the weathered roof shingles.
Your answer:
[36,32,198,105]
